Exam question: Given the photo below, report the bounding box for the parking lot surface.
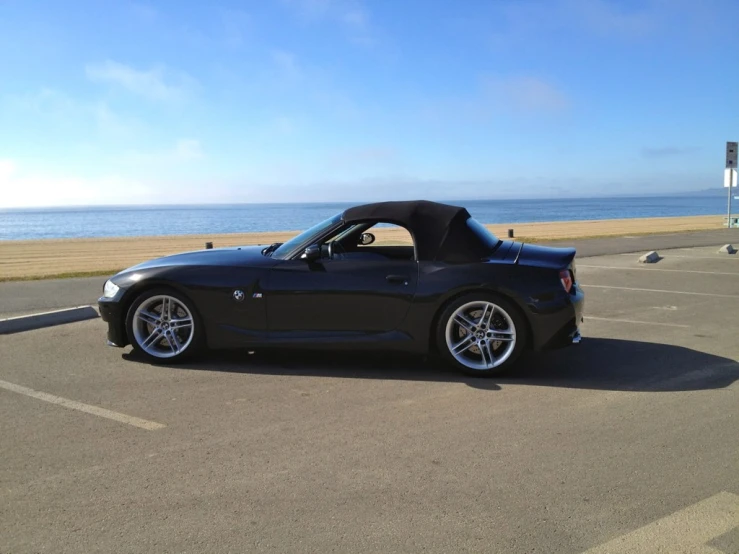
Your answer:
[1,245,738,553]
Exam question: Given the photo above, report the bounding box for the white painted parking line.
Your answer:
[0,379,166,431]
[582,285,739,299]
[579,265,738,276]
[585,316,689,328]
[581,491,739,553]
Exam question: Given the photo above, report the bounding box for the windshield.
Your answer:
[270,213,342,259]
[466,217,500,249]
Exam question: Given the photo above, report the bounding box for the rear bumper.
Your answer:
[98,297,128,347]
[531,284,584,350]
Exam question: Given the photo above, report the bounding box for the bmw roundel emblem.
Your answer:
[233,290,245,302]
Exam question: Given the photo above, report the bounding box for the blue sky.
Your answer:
[1,0,737,207]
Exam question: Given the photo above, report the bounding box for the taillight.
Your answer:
[559,269,573,293]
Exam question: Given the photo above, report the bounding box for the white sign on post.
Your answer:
[724,168,737,187]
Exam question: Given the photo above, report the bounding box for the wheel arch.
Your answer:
[119,280,201,342]
[427,286,534,354]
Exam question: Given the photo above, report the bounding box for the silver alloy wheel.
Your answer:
[131,295,194,359]
[444,300,517,371]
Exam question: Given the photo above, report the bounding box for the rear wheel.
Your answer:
[125,288,204,364]
[436,293,527,376]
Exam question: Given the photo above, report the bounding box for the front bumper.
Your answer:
[98,296,128,347]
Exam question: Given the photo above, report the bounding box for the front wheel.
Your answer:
[435,293,528,376]
[125,288,204,364]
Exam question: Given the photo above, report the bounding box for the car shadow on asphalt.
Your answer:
[122,337,739,393]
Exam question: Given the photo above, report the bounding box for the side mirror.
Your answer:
[301,244,321,261]
[359,232,375,245]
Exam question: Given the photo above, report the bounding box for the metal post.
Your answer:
[729,169,734,228]
[726,142,738,228]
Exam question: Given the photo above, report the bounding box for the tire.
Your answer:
[125,287,204,364]
[435,292,528,376]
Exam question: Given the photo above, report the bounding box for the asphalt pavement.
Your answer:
[0,276,105,318]
[1,243,738,553]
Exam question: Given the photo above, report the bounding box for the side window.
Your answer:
[360,222,414,247]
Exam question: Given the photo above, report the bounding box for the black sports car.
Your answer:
[98,200,584,375]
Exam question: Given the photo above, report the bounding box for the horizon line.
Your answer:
[0,189,725,211]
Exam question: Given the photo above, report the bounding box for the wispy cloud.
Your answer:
[565,0,654,37]
[129,3,157,24]
[419,74,570,124]
[281,0,374,45]
[271,116,297,135]
[482,0,658,50]
[271,50,302,81]
[173,139,204,161]
[91,101,152,138]
[326,147,398,168]
[484,76,570,113]
[123,138,205,165]
[85,60,197,101]
[9,88,78,119]
[7,87,145,138]
[642,146,699,159]
[219,8,252,47]
[320,147,403,178]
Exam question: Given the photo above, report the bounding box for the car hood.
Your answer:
[118,245,278,274]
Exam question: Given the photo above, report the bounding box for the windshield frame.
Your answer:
[270,213,344,260]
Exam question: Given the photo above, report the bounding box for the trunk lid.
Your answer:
[514,243,577,271]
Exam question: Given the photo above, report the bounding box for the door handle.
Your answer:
[386,275,409,285]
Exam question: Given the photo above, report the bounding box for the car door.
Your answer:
[265,254,419,336]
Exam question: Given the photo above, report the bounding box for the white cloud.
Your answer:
[0,159,15,181]
[0,159,151,208]
[85,60,196,101]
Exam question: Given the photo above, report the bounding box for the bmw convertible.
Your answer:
[98,200,584,376]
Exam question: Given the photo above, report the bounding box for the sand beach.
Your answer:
[0,214,725,281]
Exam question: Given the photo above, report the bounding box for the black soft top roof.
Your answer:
[342,200,495,262]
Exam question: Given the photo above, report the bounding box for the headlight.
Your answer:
[103,280,120,298]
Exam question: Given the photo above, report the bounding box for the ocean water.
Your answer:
[0,195,727,241]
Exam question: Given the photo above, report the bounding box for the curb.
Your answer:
[0,306,100,335]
